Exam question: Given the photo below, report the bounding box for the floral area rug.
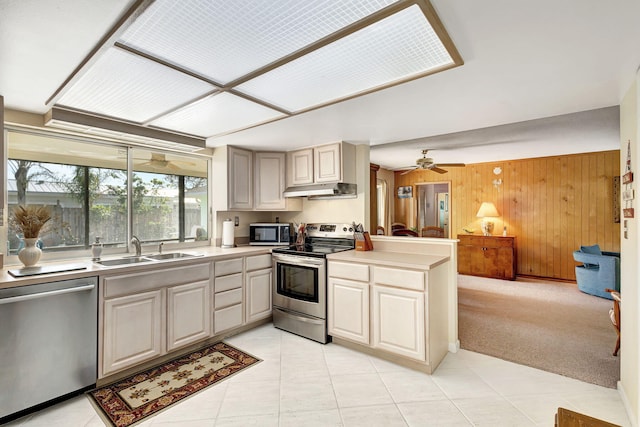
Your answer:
[88,342,260,427]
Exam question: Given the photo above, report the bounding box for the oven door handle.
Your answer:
[273,254,324,267]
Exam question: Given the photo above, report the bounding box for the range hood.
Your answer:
[283,183,357,199]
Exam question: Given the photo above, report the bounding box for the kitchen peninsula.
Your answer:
[327,235,458,373]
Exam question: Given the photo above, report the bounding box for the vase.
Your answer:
[18,238,42,267]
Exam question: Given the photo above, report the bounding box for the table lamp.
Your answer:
[476,202,499,236]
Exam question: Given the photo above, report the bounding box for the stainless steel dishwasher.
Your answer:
[0,276,98,421]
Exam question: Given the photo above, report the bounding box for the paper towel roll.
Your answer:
[221,219,235,248]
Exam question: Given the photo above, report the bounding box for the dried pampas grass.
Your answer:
[10,205,51,238]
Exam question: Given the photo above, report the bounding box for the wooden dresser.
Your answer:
[457,234,516,280]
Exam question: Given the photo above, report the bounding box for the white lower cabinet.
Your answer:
[372,285,425,361]
[328,277,369,344]
[328,259,447,371]
[101,253,274,379]
[103,289,164,376]
[101,262,211,378]
[245,268,272,323]
[167,280,211,352]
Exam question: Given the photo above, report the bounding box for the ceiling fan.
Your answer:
[400,149,465,175]
[139,153,196,171]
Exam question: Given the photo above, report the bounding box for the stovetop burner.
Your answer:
[271,223,355,258]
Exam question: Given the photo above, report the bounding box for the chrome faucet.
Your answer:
[131,235,142,257]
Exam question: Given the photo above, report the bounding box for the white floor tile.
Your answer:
[280,375,338,413]
[340,404,408,427]
[331,373,394,408]
[3,325,631,427]
[379,369,448,403]
[279,409,343,427]
[398,399,473,426]
[452,396,536,426]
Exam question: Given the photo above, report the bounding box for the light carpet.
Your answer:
[88,342,260,427]
[458,275,620,388]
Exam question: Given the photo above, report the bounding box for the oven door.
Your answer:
[272,254,326,319]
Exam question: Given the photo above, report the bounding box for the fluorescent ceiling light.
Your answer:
[49,0,462,141]
[57,48,217,124]
[150,92,286,136]
[237,5,454,112]
[118,0,399,84]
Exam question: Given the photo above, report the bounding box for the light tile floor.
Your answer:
[4,324,631,427]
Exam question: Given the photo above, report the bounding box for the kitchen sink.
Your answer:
[96,253,201,266]
[145,252,200,260]
[96,256,151,266]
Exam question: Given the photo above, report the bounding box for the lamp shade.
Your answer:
[476,202,499,218]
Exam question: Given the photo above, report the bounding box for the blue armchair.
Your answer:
[573,244,620,300]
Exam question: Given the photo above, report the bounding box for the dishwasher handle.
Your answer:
[0,284,96,305]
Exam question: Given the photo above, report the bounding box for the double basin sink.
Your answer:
[96,252,201,266]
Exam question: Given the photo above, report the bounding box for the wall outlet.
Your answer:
[234,216,239,226]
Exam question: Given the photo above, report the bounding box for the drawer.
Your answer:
[373,266,425,291]
[215,288,242,309]
[329,261,369,282]
[215,258,243,277]
[214,304,243,334]
[214,273,242,292]
[104,262,211,298]
[246,254,272,271]
[484,237,515,248]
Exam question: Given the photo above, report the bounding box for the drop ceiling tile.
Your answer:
[118,0,399,84]
[58,48,217,123]
[236,5,455,112]
[149,92,286,137]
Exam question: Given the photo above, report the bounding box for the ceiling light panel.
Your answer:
[236,5,454,112]
[149,92,286,136]
[118,0,399,84]
[57,48,217,123]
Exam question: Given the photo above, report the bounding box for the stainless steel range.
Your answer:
[272,223,355,343]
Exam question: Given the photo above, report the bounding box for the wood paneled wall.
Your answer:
[394,150,621,281]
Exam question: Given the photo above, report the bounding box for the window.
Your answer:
[4,129,209,256]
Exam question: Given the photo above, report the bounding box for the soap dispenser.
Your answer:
[91,236,103,261]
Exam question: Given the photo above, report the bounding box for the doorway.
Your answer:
[416,182,450,238]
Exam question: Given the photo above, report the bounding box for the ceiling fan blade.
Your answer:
[437,163,465,167]
[400,167,417,175]
[430,166,448,174]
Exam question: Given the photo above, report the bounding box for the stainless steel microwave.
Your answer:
[249,223,292,246]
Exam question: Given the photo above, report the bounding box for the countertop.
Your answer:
[327,249,449,270]
[0,245,276,290]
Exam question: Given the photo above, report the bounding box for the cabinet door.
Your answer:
[246,268,272,323]
[255,152,286,210]
[328,277,369,344]
[457,236,486,276]
[287,148,314,186]
[314,143,341,183]
[103,290,163,376]
[485,246,515,279]
[167,280,211,352]
[228,146,253,209]
[372,286,425,361]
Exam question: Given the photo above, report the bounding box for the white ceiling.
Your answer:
[1,0,639,170]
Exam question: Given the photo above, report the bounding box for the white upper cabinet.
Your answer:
[214,145,301,211]
[286,142,356,187]
[286,148,314,186]
[213,145,252,211]
[228,146,253,210]
[254,152,286,210]
[314,142,342,183]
